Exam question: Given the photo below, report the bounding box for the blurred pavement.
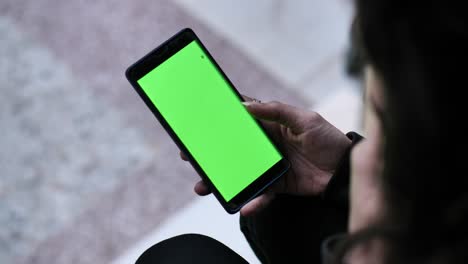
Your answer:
[0,1,359,263]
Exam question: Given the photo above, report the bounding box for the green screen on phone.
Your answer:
[137,40,282,202]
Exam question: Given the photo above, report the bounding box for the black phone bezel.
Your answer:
[125,28,290,214]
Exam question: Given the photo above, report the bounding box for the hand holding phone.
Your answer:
[126,28,290,213]
[184,97,353,216]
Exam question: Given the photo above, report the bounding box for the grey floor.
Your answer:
[0,1,354,263]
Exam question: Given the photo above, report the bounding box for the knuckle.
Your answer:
[305,111,322,123]
[268,101,282,108]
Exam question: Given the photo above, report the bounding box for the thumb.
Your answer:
[243,101,305,133]
[240,192,275,217]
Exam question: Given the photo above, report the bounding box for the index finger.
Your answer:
[179,151,189,161]
[241,94,254,102]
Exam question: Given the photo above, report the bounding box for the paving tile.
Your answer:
[111,196,261,264]
[0,0,359,263]
[0,0,308,263]
[0,17,158,263]
[174,0,354,100]
[301,51,360,106]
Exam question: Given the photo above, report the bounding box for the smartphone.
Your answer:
[125,28,290,213]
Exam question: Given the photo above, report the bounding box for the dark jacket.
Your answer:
[240,132,363,264]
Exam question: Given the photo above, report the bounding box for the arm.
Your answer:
[323,132,364,210]
[240,131,363,264]
[180,98,363,263]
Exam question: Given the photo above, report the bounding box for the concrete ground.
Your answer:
[0,1,360,263]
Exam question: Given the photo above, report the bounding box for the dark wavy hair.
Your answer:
[337,1,468,263]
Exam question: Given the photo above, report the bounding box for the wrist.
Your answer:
[321,132,364,203]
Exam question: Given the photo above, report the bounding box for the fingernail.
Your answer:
[242,101,256,106]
